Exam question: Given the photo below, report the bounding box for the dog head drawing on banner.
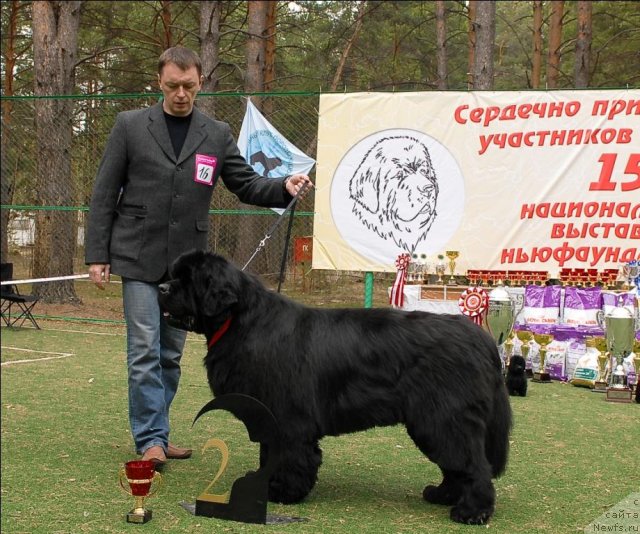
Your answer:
[348,135,439,253]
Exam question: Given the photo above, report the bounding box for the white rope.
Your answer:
[1,274,90,286]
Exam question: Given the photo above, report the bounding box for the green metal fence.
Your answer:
[1,92,318,279]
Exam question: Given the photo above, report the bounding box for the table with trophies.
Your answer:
[391,253,640,404]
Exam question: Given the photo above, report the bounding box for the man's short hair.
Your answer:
[158,46,202,77]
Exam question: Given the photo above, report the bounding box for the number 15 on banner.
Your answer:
[590,154,640,191]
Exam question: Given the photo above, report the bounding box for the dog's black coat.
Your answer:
[158,251,512,525]
[505,355,528,397]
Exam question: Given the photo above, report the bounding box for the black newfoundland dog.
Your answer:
[158,251,512,525]
[505,355,528,397]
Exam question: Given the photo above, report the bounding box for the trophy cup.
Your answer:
[445,251,459,285]
[435,255,446,285]
[588,337,609,393]
[119,460,163,523]
[596,302,638,403]
[532,332,553,383]
[484,287,520,372]
[516,330,533,371]
[484,287,519,345]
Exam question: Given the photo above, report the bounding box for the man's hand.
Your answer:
[89,263,111,290]
[285,174,314,198]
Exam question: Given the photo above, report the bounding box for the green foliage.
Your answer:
[3,0,639,97]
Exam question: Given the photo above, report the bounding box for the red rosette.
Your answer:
[395,253,411,271]
[458,287,488,325]
[390,253,412,308]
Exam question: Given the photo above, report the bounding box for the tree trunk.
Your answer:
[473,0,495,90]
[574,0,592,88]
[467,1,477,90]
[531,0,543,89]
[239,0,269,273]
[547,0,564,89]
[160,0,172,49]
[435,0,448,90]
[32,0,82,303]
[1,0,20,264]
[263,0,277,116]
[199,0,221,118]
[245,0,268,107]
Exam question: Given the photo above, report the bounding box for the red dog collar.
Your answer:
[207,317,232,349]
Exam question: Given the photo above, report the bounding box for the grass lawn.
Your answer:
[1,278,639,533]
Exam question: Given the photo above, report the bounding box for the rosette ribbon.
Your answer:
[389,253,412,308]
[458,287,489,326]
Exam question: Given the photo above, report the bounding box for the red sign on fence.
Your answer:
[294,237,313,263]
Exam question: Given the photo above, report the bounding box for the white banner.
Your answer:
[313,90,640,275]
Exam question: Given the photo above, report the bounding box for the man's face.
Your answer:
[158,63,202,116]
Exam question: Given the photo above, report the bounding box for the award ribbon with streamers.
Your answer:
[389,253,411,308]
[458,287,489,326]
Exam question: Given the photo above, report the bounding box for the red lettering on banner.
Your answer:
[500,246,639,268]
[454,105,468,124]
[618,129,632,143]
[518,104,532,119]
[478,135,492,155]
[521,204,536,219]
[550,204,567,217]
[565,101,580,116]
[622,154,640,191]
[621,249,640,262]
[508,132,522,147]
[550,130,566,145]
[501,249,515,263]
[605,248,620,262]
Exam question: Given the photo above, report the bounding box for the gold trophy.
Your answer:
[516,331,533,374]
[445,250,459,285]
[532,333,553,383]
[504,333,515,373]
[588,337,609,393]
[119,460,163,523]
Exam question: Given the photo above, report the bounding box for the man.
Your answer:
[85,46,311,466]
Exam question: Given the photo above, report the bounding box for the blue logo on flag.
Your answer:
[247,130,294,178]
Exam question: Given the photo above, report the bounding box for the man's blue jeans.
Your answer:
[122,278,187,454]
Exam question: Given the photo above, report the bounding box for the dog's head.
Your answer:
[349,135,439,253]
[507,355,527,374]
[158,250,241,334]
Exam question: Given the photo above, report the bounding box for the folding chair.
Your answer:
[1,262,41,329]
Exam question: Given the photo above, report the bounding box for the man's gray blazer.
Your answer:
[85,102,292,282]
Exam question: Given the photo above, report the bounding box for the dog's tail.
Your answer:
[485,378,512,478]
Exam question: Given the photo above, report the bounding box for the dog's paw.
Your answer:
[423,484,460,506]
[450,505,493,525]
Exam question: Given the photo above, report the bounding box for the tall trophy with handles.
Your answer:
[484,286,520,371]
[596,300,638,403]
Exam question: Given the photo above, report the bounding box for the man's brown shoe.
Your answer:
[141,445,167,468]
[167,443,192,459]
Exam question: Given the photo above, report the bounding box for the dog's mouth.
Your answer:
[162,311,196,331]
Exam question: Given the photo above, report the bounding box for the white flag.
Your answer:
[237,99,316,185]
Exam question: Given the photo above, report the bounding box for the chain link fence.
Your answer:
[1,93,321,285]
